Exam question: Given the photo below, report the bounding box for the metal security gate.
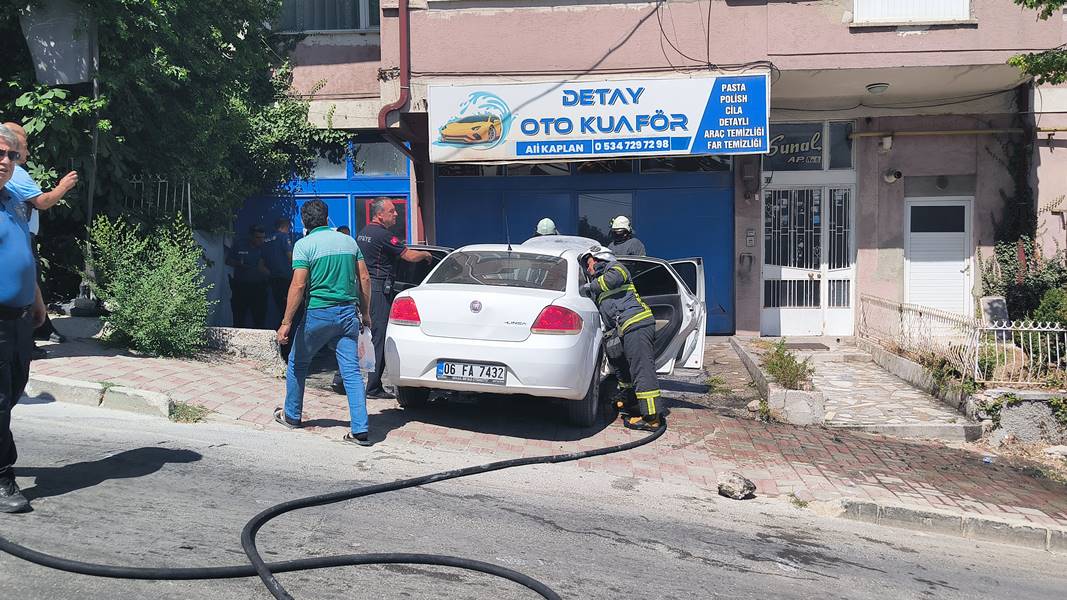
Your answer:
[761,187,855,336]
[434,163,736,334]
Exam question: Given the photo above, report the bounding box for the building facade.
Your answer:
[247,0,1067,336]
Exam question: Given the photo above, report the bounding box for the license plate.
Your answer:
[436,361,507,385]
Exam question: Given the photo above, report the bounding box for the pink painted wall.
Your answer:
[404,0,1055,78]
[853,115,1009,307]
[733,168,761,336]
[290,34,382,99]
[1033,86,1067,257]
[767,1,1061,70]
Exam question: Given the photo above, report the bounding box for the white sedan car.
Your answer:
[384,236,706,425]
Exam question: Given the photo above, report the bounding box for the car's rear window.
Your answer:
[426,251,568,291]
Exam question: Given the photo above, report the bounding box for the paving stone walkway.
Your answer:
[24,326,1067,530]
[813,359,969,427]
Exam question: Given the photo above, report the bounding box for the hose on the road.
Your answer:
[0,416,666,599]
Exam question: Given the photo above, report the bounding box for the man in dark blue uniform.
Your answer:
[341,198,430,399]
[227,225,270,328]
[0,125,48,513]
[264,218,295,329]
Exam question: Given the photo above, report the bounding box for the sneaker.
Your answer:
[273,407,302,429]
[0,478,30,513]
[366,389,395,400]
[48,332,66,343]
[343,432,373,447]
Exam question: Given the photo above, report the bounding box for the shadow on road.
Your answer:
[19,447,202,501]
[19,391,56,406]
[364,379,636,443]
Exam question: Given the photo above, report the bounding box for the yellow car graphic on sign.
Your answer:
[439,114,503,144]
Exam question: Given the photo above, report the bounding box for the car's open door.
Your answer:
[616,257,705,375]
[669,257,706,370]
[392,245,452,299]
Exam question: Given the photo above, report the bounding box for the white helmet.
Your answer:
[536,217,558,235]
[580,244,615,263]
[610,215,632,232]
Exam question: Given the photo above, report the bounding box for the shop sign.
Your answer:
[764,123,824,171]
[427,73,769,163]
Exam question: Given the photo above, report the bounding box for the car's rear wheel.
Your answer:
[487,126,498,141]
[567,350,603,427]
[397,386,430,409]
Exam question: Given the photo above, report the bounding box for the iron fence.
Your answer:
[121,174,193,225]
[858,294,979,378]
[858,294,1067,387]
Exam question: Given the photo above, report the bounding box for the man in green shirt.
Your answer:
[275,199,374,445]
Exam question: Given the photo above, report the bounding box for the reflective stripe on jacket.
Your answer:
[582,260,654,334]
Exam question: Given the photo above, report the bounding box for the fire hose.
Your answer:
[0,417,666,599]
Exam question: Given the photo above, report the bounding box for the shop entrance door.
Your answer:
[761,187,855,336]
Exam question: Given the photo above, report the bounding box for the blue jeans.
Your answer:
[284,304,368,434]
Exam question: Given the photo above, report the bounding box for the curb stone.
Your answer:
[26,372,1067,552]
[102,386,173,418]
[837,498,1067,554]
[26,375,104,407]
[831,423,983,442]
[28,374,173,419]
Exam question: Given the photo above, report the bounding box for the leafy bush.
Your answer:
[88,216,213,357]
[980,237,1067,319]
[761,339,814,390]
[1032,287,1067,325]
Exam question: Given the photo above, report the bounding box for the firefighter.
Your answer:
[606,215,646,256]
[535,217,558,236]
[578,245,664,431]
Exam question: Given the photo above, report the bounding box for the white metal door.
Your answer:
[905,198,972,315]
[761,187,855,336]
[823,188,856,335]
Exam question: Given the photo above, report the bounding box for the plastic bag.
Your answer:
[358,328,376,374]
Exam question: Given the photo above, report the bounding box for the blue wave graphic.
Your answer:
[435,92,513,150]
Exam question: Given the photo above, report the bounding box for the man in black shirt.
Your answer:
[343,198,430,399]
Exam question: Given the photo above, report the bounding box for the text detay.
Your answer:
[561,87,645,107]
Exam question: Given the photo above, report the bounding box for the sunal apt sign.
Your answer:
[428,74,770,163]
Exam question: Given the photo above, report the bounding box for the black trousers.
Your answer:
[0,315,33,480]
[231,279,267,329]
[608,325,661,417]
[269,276,291,329]
[29,234,56,338]
[364,282,391,394]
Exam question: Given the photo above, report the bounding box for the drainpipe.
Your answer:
[378,0,411,131]
[378,0,423,240]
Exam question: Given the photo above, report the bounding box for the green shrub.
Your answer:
[980,237,1067,319]
[88,216,213,357]
[1032,287,1067,325]
[761,339,814,390]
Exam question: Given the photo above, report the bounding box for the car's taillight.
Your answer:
[531,306,582,335]
[390,297,421,326]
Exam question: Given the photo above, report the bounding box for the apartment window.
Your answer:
[853,0,969,24]
[280,0,380,32]
[352,142,406,176]
[312,155,347,179]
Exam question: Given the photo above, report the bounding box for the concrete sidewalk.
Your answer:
[25,333,1067,552]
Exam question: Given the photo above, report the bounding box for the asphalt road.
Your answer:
[1,400,1065,600]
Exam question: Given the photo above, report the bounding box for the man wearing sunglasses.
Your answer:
[1,122,78,356]
[0,124,48,514]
